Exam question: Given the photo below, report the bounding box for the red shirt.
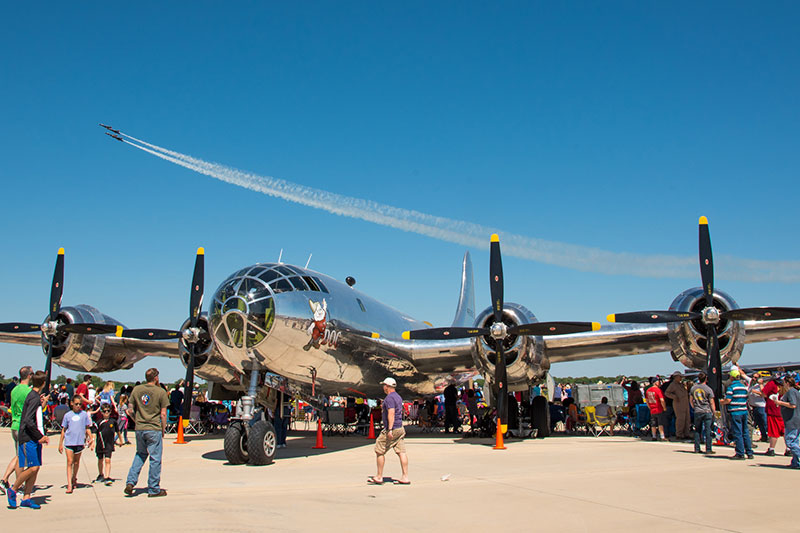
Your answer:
[75,382,89,408]
[646,386,665,414]
[762,380,781,417]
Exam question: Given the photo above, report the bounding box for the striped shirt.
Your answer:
[725,380,749,414]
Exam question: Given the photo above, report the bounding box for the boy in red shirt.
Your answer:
[646,377,667,441]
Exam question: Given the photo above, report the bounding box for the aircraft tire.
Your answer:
[531,396,550,438]
[247,420,277,466]
[224,421,249,465]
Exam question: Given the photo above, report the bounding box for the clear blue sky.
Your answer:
[1,3,799,382]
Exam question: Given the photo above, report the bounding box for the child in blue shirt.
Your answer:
[58,395,94,493]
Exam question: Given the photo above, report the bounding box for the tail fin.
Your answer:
[451,252,475,327]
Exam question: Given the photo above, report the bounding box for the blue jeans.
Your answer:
[729,413,753,457]
[694,412,713,452]
[126,430,163,494]
[786,428,800,468]
[751,406,767,440]
[274,417,287,445]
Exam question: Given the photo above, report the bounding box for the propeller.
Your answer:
[0,248,112,392]
[403,234,600,433]
[608,217,800,403]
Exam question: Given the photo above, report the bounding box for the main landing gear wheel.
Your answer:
[247,420,277,466]
[224,421,249,465]
[531,396,550,438]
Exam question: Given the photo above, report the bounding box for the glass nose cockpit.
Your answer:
[209,263,329,350]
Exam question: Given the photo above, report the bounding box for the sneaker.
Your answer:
[694,448,702,454]
[747,454,754,459]
[0,479,8,491]
[19,499,40,510]
[6,486,16,509]
[104,478,114,486]
[124,484,134,496]
[731,455,745,460]
[785,450,792,456]
[765,449,776,457]
[705,450,716,455]
[147,489,167,498]
[95,475,105,483]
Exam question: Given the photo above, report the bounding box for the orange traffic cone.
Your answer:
[493,418,506,450]
[175,416,186,444]
[366,411,376,439]
[312,418,326,449]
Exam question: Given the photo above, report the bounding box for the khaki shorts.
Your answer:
[374,427,406,456]
[11,429,18,455]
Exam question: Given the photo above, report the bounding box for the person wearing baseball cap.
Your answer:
[368,377,409,485]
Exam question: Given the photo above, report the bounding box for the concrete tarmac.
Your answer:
[0,426,795,532]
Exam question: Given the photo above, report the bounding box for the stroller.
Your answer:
[463,407,496,438]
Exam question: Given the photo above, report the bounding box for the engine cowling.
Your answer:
[44,305,139,373]
[177,315,240,385]
[667,288,744,370]
[471,303,547,391]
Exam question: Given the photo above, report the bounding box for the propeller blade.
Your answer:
[507,321,600,336]
[189,248,205,328]
[183,247,205,422]
[0,323,41,333]
[698,217,714,308]
[61,323,118,335]
[494,343,507,430]
[182,346,196,420]
[706,326,722,405]
[118,328,181,340]
[401,327,489,340]
[721,307,800,321]
[44,339,53,394]
[489,234,504,323]
[606,311,700,324]
[49,248,65,321]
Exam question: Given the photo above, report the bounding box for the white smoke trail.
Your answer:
[119,135,800,283]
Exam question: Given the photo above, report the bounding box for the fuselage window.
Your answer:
[287,276,308,291]
[312,277,329,293]
[356,298,366,312]
[269,278,293,293]
[303,276,320,292]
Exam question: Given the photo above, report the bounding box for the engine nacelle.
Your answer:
[177,315,240,384]
[667,288,744,370]
[44,305,139,373]
[471,303,547,392]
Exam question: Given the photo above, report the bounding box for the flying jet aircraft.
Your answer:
[99,123,120,134]
[1,220,800,466]
[105,132,124,142]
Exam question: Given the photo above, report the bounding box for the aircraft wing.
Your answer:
[545,323,671,363]
[544,319,800,364]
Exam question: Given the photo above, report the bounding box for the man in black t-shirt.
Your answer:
[443,383,460,433]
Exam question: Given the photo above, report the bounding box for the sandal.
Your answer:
[66,487,73,494]
[366,477,384,485]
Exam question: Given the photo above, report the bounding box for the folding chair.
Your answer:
[584,406,600,437]
[184,405,206,435]
[593,407,615,437]
[165,409,179,434]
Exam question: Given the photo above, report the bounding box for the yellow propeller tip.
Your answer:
[401,331,410,340]
[490,234,500,243]
[58,247,65,255]
[592,322,601,331]
[606,314,616,323]
[197,247,205,255]
[371,332,380,339]
[699,216,708,225]
[115,325,124,337]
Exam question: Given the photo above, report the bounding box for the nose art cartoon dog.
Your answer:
[303,298,328,351]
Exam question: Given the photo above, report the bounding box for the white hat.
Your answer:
[380,377,397,387]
